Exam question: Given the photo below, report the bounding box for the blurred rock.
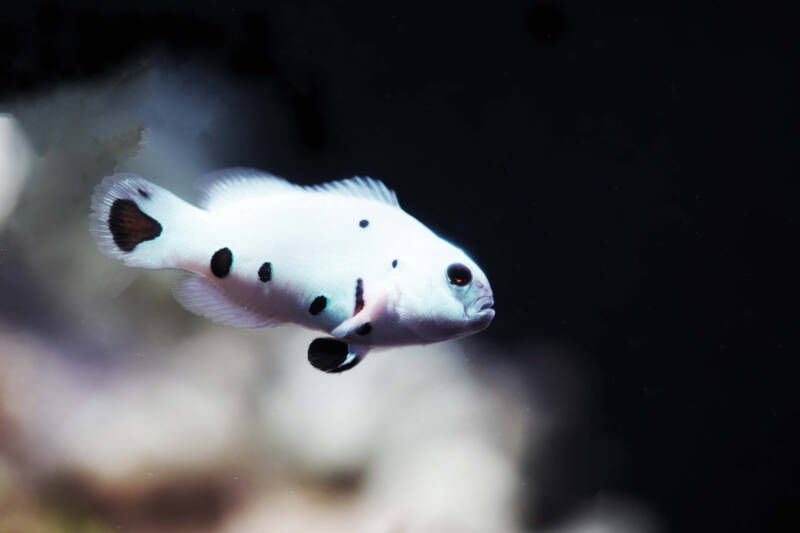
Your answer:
[0,114,33,230]
[0,320,531,531]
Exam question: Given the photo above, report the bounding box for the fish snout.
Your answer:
[466,294,495,318]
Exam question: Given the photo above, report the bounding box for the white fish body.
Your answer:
[90,169,495,372]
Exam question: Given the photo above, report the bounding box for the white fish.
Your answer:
[89,168,495,372]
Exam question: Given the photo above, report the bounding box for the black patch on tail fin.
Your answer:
[108,199,163,252]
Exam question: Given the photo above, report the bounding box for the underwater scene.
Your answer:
[0,2,794,532]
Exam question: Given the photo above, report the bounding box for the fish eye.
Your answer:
[447,263,472,287]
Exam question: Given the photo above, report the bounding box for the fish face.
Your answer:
[445,258,495,334]
[396,247,495,343]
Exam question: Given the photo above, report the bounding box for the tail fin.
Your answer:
[89,174,196,269]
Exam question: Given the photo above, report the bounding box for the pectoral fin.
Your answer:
[330,314,375,339]
[307,338,369,373]
[331,282,389,339]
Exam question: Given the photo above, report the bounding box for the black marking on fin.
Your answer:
[211,248,233,278]
[138,188,150,199]
[392,259,398,268]
[258,262,272,282]
[108,199,163,252]
[359,219,369,228]
[354,278,364,315]
[308,338,362,373]
[356,322,372,336]
[309,295,327,315]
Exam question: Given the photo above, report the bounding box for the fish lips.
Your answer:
[466,295,495,324]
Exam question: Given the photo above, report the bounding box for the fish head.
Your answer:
[395,242,495,343]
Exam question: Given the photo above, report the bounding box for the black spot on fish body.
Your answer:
[137,188,150,199]
[392,259,398,268]
[210,248,233,278]
[258,262,272,282]
[359,219,369,228]
[356,322,372,336]
[108,198,162,252]
[354,278,364,315]
[309,295,327,315]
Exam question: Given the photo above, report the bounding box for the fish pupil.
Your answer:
[447,263,472,286]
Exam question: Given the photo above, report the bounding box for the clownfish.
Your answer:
[89,168,495,373]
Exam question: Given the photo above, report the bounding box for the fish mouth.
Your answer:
[467,295,495,318]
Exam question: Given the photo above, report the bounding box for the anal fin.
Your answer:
[172,274,274,328]
[307,338,369,373]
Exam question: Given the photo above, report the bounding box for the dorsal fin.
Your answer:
[196,168,401,211]
[196,167,298,210]
[306,176,400,208]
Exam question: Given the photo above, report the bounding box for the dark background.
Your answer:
[2,1,797,531]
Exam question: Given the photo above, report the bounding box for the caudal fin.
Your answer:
[89,174,196,269]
